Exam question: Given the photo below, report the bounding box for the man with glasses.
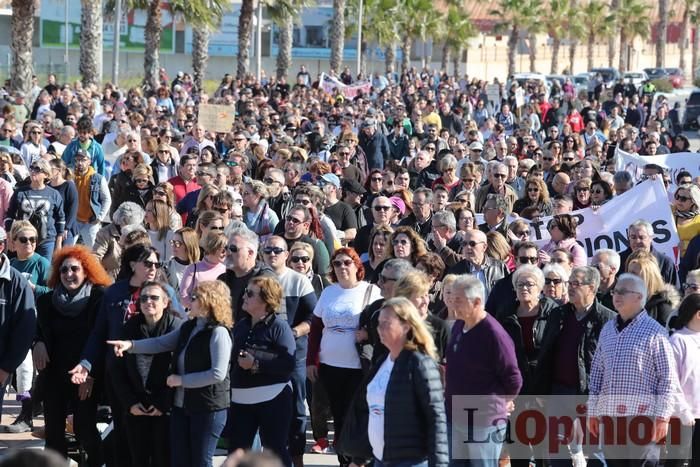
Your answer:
[353,196,393,256]
[591,249,621,310]
[335,145,363,184]
[504,155,525,197]
[63,116,106,177]
[618,219,678,286]
[179,122,215,156]
[474,162,517,213]
[587,273,680,467]
[319,173,357,245]
[260,236,317,466]
[447,229,507,296]
[280,205,330,276]
[430,210,464,266]
[72,149,111,248]
[479,194,510,238]
[399,187,433,238]
[0,121,20,150]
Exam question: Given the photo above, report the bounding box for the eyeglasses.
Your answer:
[169,240,183,247]
[327,159,339,164]
[332,259,353,267]
[675,194,692,202]
[392,239,409,246]
[465,240,485,248]
[60,265,81,274]
[542,157,554,162]
[227,244,244,253]
[374,206,392,212]
[16,236,37,244]
[611,288,641,296]
[29,166,43,173]
[370,177,383,182]
[518,256,537,264]
[226,160,239,167]
[568,280,590,288]
[544,278,564,285]
[207,225,224,231]
[290,255,310,264]
[154,190,167,197]
[139,294,162,303]
[516,282,537,290]
[286,215,305,225]
[263,177,281,184]
[576,187,590,193]
[134,178,149,184]
[492,173,507,179]
[142,260,162,269]
[462,178,475,183]
[196,171,211,177]
[527,187,539,193]
[513,230,529,238]
[591,189,604,195]
[263,246,286,255]
[379,274,397,283]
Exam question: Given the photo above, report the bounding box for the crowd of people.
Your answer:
[0,64,698,467]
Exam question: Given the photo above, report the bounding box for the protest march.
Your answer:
[0,63,698,467]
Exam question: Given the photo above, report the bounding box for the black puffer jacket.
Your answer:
[497,296,559,395]
[344,349,449,467]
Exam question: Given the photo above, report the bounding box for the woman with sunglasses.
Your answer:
[589,180,614,207]
[109,280,182,467]
[19,122,46,167]
[386,226,428,267]
[165,227,200,294]
[179,232,227,308]
[540,214,587,268]
[108,152,145,215]
[513,177,553,216]
[541,263,570,305]
[288,241,328,297]
[185,184,220,229]
[5,159,65,261]
[69,245,167,467]
[119,163,155,210]
[34,246,112,465]
[673,184,700,257]
[307,247,382,467]
[107,280,232,467]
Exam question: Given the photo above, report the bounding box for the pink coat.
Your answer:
[542,237,587,268]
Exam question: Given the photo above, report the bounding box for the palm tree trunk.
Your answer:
[551,37,561,74]
[608,0,620,66]
[385,44,396,74]
[10,0,37,95]
[656,0,668,67]
[568,42,577,74]
[619,30,627,71]
[143,0,162,93]
[361,43,369,78]
[192,27,210,95]
[528,32,537,72]
[441,42,450,72]
[330,0,346,72]
[693,25,700,81]
[276,15,293,80]
[237,0,254,79]
[587,32,595,71]
[79,0,102,88]
[401,37,412,73]
[507,26,518,77]
[679,2,690,71]
[453,47,461,77]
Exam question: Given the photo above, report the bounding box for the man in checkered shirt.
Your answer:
[587,273,682,467]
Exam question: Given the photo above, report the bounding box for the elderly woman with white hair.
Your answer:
[542,263,570,305]
[497,264,559,395]
[93,201,146,279]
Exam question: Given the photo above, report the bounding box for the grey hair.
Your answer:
[687,268,700,284]
[452,275,485,302]
[571,266,601,293]
[617,273,647,304]
[542,263,570,281]
[432,210,456,232]
[613,170,633,187]
[593,248,621,271]
[383,258,415,277]
[413,187,434,203]
[628,219,654,237]
[519,159,536,170]
[438,154,458,173]
[504,155,518,166]
[112,201,145,226]
[512,264,545,290]
[228,225,259,254]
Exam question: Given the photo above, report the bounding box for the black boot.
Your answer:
[2,398,33,433]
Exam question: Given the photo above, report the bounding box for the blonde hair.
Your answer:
[10,220,37,241]
[193,280,234,328]
[381,297,437,360]
[486,231,511,262]
[202,231,227,256]
[249,276,283,314]
[176,227,200,264]
[131,163,153,180]
[626,250,664,297]
[245,179,269,199]
[289,241,315,261]
[394,270,431,299]
[146,199,170,241]
[196,184,220,212]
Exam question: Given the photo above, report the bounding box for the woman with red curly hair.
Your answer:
[33,245,112,465]
[307,247,381,467]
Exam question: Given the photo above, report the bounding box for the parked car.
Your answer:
[507,73,550,98]
[643,67,669,80]
[664,68,685,88]
[590,67,621,87]
[683,90,700,130]
[622,71,649,90]
[573,72,594,94]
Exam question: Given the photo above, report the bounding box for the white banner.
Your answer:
[614,147,700,189]
[319,73,372,98]
[524,179,679,262]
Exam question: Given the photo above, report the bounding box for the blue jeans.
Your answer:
[375,459,428,467]
[448,421,507,467]
[36,239,55,263]
[75,221,100,249]
[288,357,307,457]
[170,406,227,467]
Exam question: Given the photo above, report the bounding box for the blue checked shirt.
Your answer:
[588,310,680,420]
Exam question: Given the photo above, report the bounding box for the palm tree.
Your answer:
[580,0,615,70]
[237,0,255,79]
[267,0,312,80]
[343,0,399,76]
[10,0,38,94]
[543,0,570,73]
[608,0,620,66]
[394,0,443,71]
[678,0,700,72]
[80,0,103,87]
[491,0,541,76]
[692,4,700,80]
[656,0,669,67]
[566,0,583,73]
[329,0,346,72]
[616,0,650,71]
[440,6,477,76]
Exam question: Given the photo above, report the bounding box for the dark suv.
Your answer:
[683,90,700,130]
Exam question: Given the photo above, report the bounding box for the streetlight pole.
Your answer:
[256,0,263,81]
[112,0,122,86]
[64,0,69,81]
[356,0,363,77]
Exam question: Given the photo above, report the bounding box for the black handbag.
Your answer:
[336,382,372,461]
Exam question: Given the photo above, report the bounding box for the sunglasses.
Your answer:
[244,288,257,298]
[169,240,183,247]
[227,244,244,253]
[332,259,353,267]
[142,260,162,269]
[379,274,397,283]
[527,187,539,192]
[374,206,392,212]
[29,166,43,173]
[263,246,286,255]
[59,265,80,274]
[153,189,167,197]
[392,239,409,246]
[675,194,692,202]
[290,255,310,264]
[16,236,37,244]
[465,240,484,248]
[591,189,604,195]
[544,278,564,285]
[139,294,162,303]
[286,215,305,225]
[518,256,538,264]
[513,230,529,238]
[492,173,507,179]
[208,226,225,231]
[196,171,211,177]
[370,177,383,182]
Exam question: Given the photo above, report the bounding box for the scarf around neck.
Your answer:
[52,282,93,318]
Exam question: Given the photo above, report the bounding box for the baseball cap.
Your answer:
[469,141,484,151]
[342,178,366,195]
[75,148,91,160]
[319,173,341,188]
